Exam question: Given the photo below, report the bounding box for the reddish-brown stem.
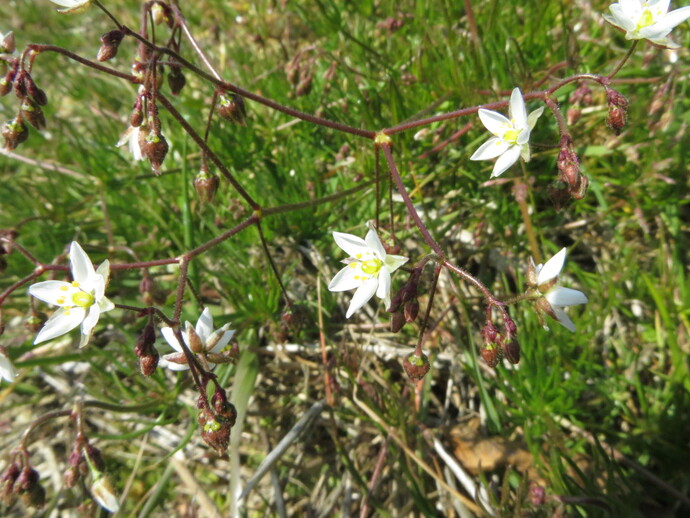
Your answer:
[414,264,442,356]
[25,44,136,83]
[374,146,380,230]
[442,260,503,307]
[463,0,479,47]
[608,41,638,79]
[381,144,443,257]
[114,303,174,326]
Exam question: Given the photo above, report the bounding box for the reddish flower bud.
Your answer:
[480,344,501,368]
[295,73,313,97]
[390,310,406,333]
[138,126,169,174]
[403,352,430,381]
[198,400,237,455]
[12,70,28,99]
[529,484,546,506]
[134,322,159,376]
[0,66,17,97]
[20,100,45,130]
[193,169,220,203]
[97,29,125,62]
[167,67,186,96]
[566,107,581,126]
[1,32,15,54]
[1,462,20,506]
[404,299,419,323]
[502,338,520,364]
[2,117,29,150]
[63,466,79,489]
[607,106,626,135]
[217,94,247,125]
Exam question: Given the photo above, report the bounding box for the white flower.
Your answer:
[0,348,18,383]
[48,0,92,14]
[28,242,115,347]
[529,248,588,332]
[116,126,144,161]
[328,229,408,318]
[603,0,690,48]
[159,308,235,371]
[470,87,544,178]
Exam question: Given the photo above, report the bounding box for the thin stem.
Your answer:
[26,44,136,82]
[608,41,638,79]
[171,4,222,81]
[172,256,190,324]
[381,144,443,256]
[375,146,380,230]
[443,260,503,307]
[256,221,292,307]
[415,264,442,356]
[262,179,375,217]
[463,0,479,46]
[93,0,123,30]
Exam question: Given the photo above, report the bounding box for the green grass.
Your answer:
[1,0,690,516]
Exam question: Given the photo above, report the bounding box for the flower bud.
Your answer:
[295,72,313,97]
[403,352,430,381]
[193,169,220,203]
[0,66,17,97]
[2,117,29,150]
[198,401,237,455]
[12,70,28,99]
[0,462,20,506]
[606,89,628,135]
[404,299,419,323]
[502,338,520,364]
[138,126,169,174]
[20,99,45,130]
[90,475,120,513]
[217,93,247,125]
[97,29,125,62]
[566,107,581,126]
[167,67,186,96]
[63,466,79,489]
[84,443,106,473]
[1,32,15,54]
[151,2,173,26]
[134,322,159,376]
[390,310,406,332]
[28,85,48,107]
[480,344,501,368]
[569,83,592,107]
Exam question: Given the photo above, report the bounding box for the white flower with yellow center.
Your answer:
[603,1,690,48]
[159,308,235,371]
[48,0,93,14]
[528,248,589,332]
[470,87,544,178]
[29,242,114,347]
[328,229,408,318]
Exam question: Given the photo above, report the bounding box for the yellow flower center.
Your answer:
[503,128,520,144]
[71,291,95,308]
[361,258,383,275]
[636,8,655,31]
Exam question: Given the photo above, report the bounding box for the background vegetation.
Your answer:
[1,0,689,516]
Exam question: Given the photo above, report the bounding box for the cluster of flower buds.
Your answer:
[403,351,430,381]
[97,29,125,62]
[480,315,520,367]
[134,320,159,376]
[2,67,48,150]
[388,267,422,332]
[197,387,237,455]
[217,92,247,125]
[63,434,105,489]
[606,88,629,135]
[1,461,45,509]
[550,136,589,207]
[193,165,220,203]
[567,83,593,125]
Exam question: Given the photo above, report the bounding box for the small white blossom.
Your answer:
[328,229,408,318]
[28,242,114,347]
[90,474,120,513]
[116,126,144,161]
[603,0,690,48]
[470,87,544,178]
[48,0,93,14]
[0,348,18,383]
[159,308,235,371]
[529,248,588,332]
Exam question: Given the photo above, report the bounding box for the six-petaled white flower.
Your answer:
[603,0,690,48]
[48,0,93,14]
[28,242,115,347]
[159,308,235,371]
[528,248,588,332]
[117,126,144,161]
[0,347,18,383]
[470,87,544,178]
[328,229,408,318]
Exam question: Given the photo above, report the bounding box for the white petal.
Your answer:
[70,242,96,285]
[0,353,18,383]
[520,143,531,162]
[605,6,635,32]
[328,265,363,292]
[384,254,408,273]
[29,281,79,306]
[159,357,190,371]
[527,107,544,130]
[196,308,214,344]
[95,260,110,299]
[34,307,86,344]
[477,109,511,136]
[509,88,528,128]
[491,145,521,177]
[646,7,690,36]
[546,286,588,307]
[551,306,577,332]
[364,229,387,259]
[209,327,235,354]
[537,248,567,285]
[470,137,512,161]
[79,305,102,347]
[619,0,642,18]
[161,326,184,352]
[98,296,115,313]
[376,267,391,303]
[345,277,378,318]
[332,232,370,259]
[517,127,531,146]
